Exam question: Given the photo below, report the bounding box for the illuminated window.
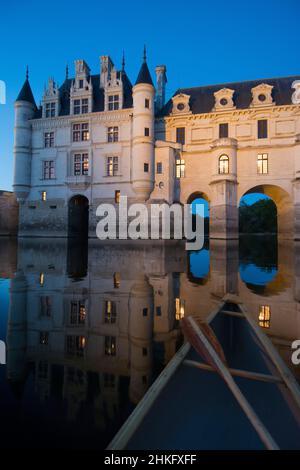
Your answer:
[259,305,271,328]
[40,296,51,317]
[43,161,55,180]
[218,154,229,174]
[41,191,47,201]
[70,301,86,325]
[257,153,268,174]
[39,272,44,286]
[176,127,185,144]
[105,336,116,356]
[176,159,185,178]
[45,102,56,118]
[72,123,89,141]
[108,94,119,111]
[219,123,228,138]
[107,126,119,142]
[66,335,86,357]
[44,132,54,148]
[107,156,119,176]
[74,153,89,175]
[115,190,120,203]
[258,119,268,139]
[113,272,120,288]
[105,301,117,324]
[175,298,185,320]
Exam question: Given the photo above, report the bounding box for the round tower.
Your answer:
[131,48,155,201]
[13,69,36,202]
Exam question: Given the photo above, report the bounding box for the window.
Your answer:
[73,98,89,115]
[176,159,185,178]
[74,153,89,176]
[219,123,228,138]
[106,156,119,176]
[257,153,268,174]
[156,306,162,316]
[176,127,185,145]
[144,127,150,137]
[145,98,150,108]
[259,305,271,328]
[41,191,47,201]
[39,273,44,286]
[108,95,119,111]
[144,163,149,172]
[115,190,120,203]
[258,119,268,139]
[44,132,54,148]
[143,308,148,317]
[142,347,148,356]
[66,335,86,357]
[45,102,56,118]
[40,296,51,317]
[113,272,120,288]
[43,161,55,180]
[79,79,84,89]
[105,336,116,356]
[105,301,117,324]
[72,123,89,142]
[175,298,185,320]
[40,331,49,345]
[218,154,229,174]
[70,301,86,325]
[157,162,162,174]
[104,373,116,388]
[107,126,119,142]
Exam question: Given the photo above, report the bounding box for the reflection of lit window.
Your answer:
[105,301,117,324]
[41,191,47,201]
[39,273,44,286]
[40,296,51,317]
[259,305,271,328]
[105,336,116,356]
[70,301,86,325]
[176,159,185,178]
[175,298,185,320]
[40,331,49,345]
[113,272,120,288]
[66,335,86,357]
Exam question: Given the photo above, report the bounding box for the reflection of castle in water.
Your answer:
[6,237,300,437]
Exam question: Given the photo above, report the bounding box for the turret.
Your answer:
[131,47,155,201]
[13,68,36,202]
[155,65,167,112]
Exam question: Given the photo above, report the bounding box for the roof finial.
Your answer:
[143,45,147,63]
[26,65,29,80]
[122,50,125,71]
[65,64,69,80]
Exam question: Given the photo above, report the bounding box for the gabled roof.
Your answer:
[16,79,37,107]
[158,75,300,117]
[135,61,154,86]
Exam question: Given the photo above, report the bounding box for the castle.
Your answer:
[13,50,300,239]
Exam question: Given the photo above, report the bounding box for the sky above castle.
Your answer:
[0,0,299,196]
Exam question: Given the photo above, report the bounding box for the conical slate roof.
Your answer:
[16,79,36,107]
[135,61,154,86]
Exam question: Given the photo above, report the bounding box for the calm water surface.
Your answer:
[0,236,299,449]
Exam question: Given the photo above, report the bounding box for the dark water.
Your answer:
[0,235,299,449]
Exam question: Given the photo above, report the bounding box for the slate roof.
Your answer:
[158,75,300,117]
[135,61,154,86]
[16,79,37,108]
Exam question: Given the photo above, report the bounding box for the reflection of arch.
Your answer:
[218,154,229,174]
[68,195,89,239]
[187,242,210,285]
[239,184,293,238]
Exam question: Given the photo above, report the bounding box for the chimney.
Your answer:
[155,65,167,111]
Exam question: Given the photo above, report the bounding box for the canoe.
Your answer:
[107,300,300,450]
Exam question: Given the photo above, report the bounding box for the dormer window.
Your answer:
[108,94,119,111]
[73,98,89,115]
[251,84,274,107]
[213,88,235,111]
[79,79,84,89]
[45,102,56,118]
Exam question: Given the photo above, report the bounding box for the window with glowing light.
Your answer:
[175,298,185,320]
[176,159,185,178]
[105,336,116,356]
[259,305,271,328]
[257,153,268,174]
[218,154,229,174]
[70,300,86,325]
[105,301,117,324]
[66,335,86,357]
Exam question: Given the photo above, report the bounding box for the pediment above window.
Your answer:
[251,83,274,107]
[291,81,300,104]
[213,88,235,111]
[171,93,191,115]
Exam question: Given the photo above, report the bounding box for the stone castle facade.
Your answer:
[13,50,300,238]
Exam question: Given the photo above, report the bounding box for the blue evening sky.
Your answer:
[0,0,299,194]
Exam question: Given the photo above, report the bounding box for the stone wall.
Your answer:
[0,191,19,236]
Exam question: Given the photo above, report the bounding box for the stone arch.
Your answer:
[68,194,89,239]
[187,191,210,236]
[239,184,293,239]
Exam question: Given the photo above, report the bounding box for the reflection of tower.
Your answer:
[210,239,239,298]
[128,277,154,404]
[6,271,28,394]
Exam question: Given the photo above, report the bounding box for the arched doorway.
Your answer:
[239,184,293,239]
[68,195,89,239]
[187,192,210,237]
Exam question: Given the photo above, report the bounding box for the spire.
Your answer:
[122,51,125,71]
[65,64,69,80]
[135,46,153,86]
[15,66,37,107]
